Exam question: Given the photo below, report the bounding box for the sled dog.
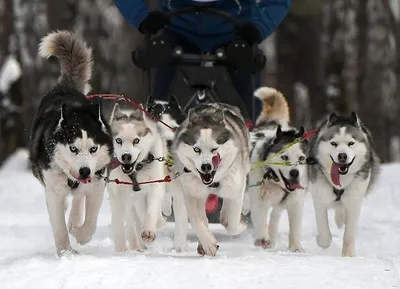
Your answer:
[248,87,308,251]
[29,30,113,256]
[308,112,380,256]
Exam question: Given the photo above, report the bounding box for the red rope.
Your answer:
[302,129,317,140]
[86,94,176,132]
[112,175,172,186]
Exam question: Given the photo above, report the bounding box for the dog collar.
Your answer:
[68,178,79,189]
[333,187,344,201]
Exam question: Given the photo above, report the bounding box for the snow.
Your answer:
[0,56,22,94]
[0,149,400,289]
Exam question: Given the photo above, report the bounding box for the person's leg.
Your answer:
[227,70,261,124]
[152,30,201,101]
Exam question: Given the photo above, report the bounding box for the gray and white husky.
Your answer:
[171,103,250,256]
[248,87,308,252]
[107,100,167,252]
[29,30,113,256]
[308,112,380,257]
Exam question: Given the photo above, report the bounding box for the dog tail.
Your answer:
[254,86,289,126]
[39,30,93,94]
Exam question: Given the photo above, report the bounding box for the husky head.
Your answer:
[148,95,186,147]
[174,103,245,186]
[53,103,113,183]
[109,100,158,175]
[314,111,370,186]
[261,126,308,192]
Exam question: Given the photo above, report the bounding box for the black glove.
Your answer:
[139,11,170,35]
[237,22,262,45]
[225,39,266,72]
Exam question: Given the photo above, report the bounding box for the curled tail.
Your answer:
[254,87,290,126]
[39,30,93,94]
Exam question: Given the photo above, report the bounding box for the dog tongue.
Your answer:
[330,162,341,186]
[212,153,221,169]
[78,178,91,184]
[205,194,219,214]
[288,180,304,190]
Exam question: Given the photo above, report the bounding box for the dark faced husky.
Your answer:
[149,96,190,252]
[171,102,250,256]
[29,31,113,256]
[107,99,167,252]
[308,112,380,257]
[248,87,308,252]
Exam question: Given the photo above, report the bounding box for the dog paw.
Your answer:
[197,241,219,256]
[316,234,332,249]
[288,246,305,253]
[69,227,93,245]
[342,245,355,257]
[254,238,274,249]
[141,230,156,243]
[57,247,79,258]
[173,241,187,253]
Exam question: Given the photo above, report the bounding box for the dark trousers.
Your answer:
[152,31,261,121]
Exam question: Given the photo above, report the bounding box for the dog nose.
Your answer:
[289,169,299,179]
[338,153,347,163]
[79,167,91,178]
[122,153,132,163]
[201,163,212,173]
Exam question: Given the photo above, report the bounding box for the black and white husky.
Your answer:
[107,99,167,252]
[248,87,308,252]
[171,103,250,256]
[308,112,380,256]
[29,30,113,256]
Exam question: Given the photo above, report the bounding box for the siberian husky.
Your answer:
[248,87,308,251]
[308,112,380,256]
[29,30,113,256]
[107,99,167,252]
[148,96,190,252]
[171,103,250,256]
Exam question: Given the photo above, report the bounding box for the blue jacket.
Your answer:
[114,0,292,52]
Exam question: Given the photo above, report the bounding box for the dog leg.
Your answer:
[342,199,362,257]
[220,193,247,236]
[312,198,332,249]
[286,200,304,252]
[268,207,282,249]
[70,188,104,245]
[45,189,75,256]
[185,194,218,256]
[67,195,84,231]
[109,190,128,252]
[127,202,147,251]
[172,189,188,252]
[142,182,165,243]
[249,187,271,248]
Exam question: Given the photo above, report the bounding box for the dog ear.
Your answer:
[273,125,283,144]
[212,109,225,124]
[56,104,68,130]
[168,94,180,110]
[130,106,144,121]
[350,111,361,126]
[95,103,108,133]
[298,126,305,138]
[188,107,198,123]
[111,103,125,122]
[146,95,156,112]
[328,112,338,124]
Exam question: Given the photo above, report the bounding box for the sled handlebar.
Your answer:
[171,47,226,64]
[166,4,241,27]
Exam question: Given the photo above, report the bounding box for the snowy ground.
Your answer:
[0,149,399,289]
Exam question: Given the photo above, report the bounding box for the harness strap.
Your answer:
[333,187,344,201]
